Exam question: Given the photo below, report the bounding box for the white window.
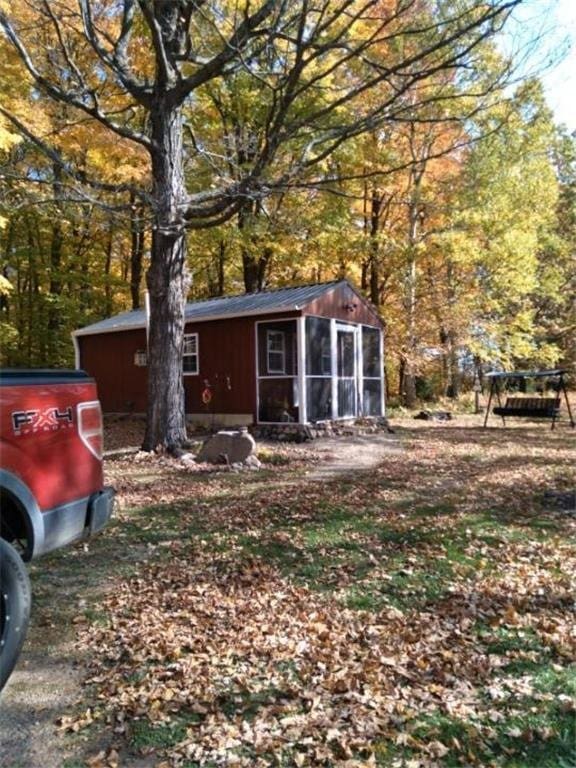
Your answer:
[267,330,285,374]
[183,333,199,375]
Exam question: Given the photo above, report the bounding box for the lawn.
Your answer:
[36,418,576,767]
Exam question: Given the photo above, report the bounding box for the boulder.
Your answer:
[196,428,256,465]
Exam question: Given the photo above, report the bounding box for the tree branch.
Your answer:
[176,0,282,100]
[0,104,146,199]
[77,0,151,104]
[137,0,174,89]
[0,7,152,148]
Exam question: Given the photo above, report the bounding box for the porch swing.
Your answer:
[483,369,575,430]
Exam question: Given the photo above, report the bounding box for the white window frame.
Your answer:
[183,332,199,376]
[267,330,286,374]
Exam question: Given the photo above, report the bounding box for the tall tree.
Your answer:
[0,0,521,451]
[437,79,561,373]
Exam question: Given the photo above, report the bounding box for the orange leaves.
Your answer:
[64,417,576,765]
[57,707,98,733]
[76,555,410,763]
[85,748,119,768]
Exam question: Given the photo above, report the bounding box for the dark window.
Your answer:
[363,379,382,416]
[306,317,331,376]
[337,329,355,377]
[258,378,298,422]
[362,327,381,378]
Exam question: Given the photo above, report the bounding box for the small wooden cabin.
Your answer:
[73,280,384,426]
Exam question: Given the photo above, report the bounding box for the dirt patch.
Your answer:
[0,637,83,768]
[307,432,402,480]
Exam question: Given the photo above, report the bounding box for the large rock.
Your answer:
[196,429,256,465]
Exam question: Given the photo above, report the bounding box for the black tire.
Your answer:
[0,538,31,692]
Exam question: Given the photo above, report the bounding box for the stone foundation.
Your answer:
[251,416,390,442]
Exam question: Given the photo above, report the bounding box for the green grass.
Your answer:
[233,498,495,612]
[130,714,201,752]
[372,645,576,767]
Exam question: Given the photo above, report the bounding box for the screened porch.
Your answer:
[256,317,383,424]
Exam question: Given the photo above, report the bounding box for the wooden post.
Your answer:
[483,378,495,428]
[473,375,482,415]
[559,373,575,428]
[495,382,506,426]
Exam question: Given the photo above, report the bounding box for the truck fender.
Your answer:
[0,469,44,561]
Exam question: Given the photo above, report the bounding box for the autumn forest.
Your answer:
[1,5,575,767]
[0,1,574,430]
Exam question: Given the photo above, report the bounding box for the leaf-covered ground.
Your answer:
[56,420,576,766]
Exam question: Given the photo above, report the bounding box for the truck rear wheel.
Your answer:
[0,538,31,691]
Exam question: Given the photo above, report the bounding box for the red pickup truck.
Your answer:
[0,369,114,690]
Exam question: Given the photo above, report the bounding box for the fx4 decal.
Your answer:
[12,407,74,435]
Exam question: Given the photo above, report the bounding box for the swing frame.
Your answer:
[483,369,575,430]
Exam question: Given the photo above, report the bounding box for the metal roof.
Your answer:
[74,280,348,337]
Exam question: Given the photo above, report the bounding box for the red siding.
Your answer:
[79,311,299,417]
[79,329,148,412]
[183,315,255,415]
[305,283,381,327]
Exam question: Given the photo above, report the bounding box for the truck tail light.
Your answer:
[77,401,103,459]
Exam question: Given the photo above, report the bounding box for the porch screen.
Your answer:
[257,320,298,422]
[306,378,332,422]
[306,317,332,421]
[306,317,331,375]
[362,326,382,416]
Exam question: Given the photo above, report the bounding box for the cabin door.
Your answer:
[336,325,358,418]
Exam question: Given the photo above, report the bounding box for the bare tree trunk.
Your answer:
[401,160,425,408]
[239,207,271,292]
[402,240,419,407]
[104,218,114,317]
[446,330,460,399]
[239,206,256,292]
[242,251,258,292]
[369,189,382,307]
[77,207,93,315]
[217,239,225,296]
[400,353,417,406]
[206,240,226,297]
[361,181,369,291]
[130,191,145,310]
[1,220,15,319]
[47,163,63,364]
[143,102,190,453]
[239,205,262,293]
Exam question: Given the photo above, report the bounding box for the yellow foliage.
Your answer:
[0,116,19,151]
[0,273,13,294]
